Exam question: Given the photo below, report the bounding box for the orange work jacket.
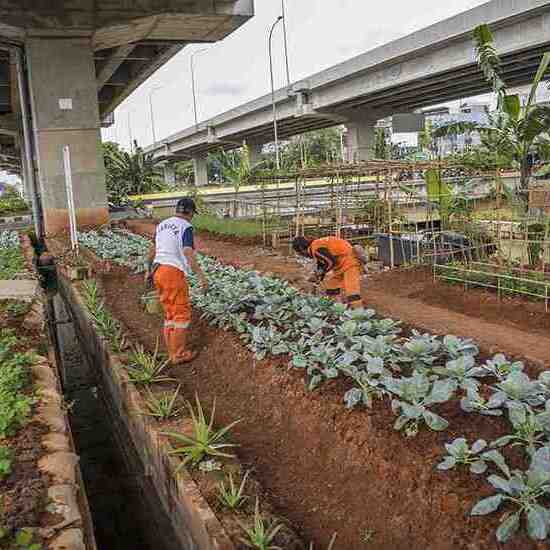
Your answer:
[308,236,360,276]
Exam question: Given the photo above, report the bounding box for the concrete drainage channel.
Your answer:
[50,295,164,550]
[33,241,193,550]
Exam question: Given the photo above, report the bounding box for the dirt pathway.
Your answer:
[125,219,550,369]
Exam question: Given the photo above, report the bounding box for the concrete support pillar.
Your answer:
[26,38,108,234]
[246,140,264,166]
[192,155,208,187]
[163,163,176,187]
[345,114,377,163]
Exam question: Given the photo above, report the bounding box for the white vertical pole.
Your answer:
[63,145,79,253]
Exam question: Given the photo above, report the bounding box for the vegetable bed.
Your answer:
[0,300,48,550]
[74,229,550,549]
[0,231,25,280]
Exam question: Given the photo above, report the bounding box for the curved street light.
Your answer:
[269,15,284,171]
[148,85,163,145]
[191,47,210,128]
[281,0,291,87]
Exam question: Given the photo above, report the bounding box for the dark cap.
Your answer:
[176,197,197,214]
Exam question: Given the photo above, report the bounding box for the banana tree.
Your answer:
[103,141,163,205]
[213,143,265,216]
[473,24,550,198]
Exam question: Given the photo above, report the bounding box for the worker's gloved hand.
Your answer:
[306,272,319,283]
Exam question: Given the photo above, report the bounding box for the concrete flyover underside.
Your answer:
[146,0,550,169]
[0,1,254,234]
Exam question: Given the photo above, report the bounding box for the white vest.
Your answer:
[153,217,192,274]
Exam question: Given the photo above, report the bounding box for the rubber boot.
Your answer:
[170,328,198,365]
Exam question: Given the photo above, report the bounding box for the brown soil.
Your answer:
[99,267,537,550]
[0,303,49,545]
[126,218,550,370]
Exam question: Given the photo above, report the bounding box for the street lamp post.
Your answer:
[269,16,284,171]
[148,85,163,145]
[281,0,291,87]
[127,110,134,152]
[191,48,210,128]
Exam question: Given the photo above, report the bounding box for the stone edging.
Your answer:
[30,297,95,549]
[57,273,235,550]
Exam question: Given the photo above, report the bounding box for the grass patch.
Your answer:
[472,207,521,222]
[0,248,25,280]
[193,214,264,239]
[0,196,28,217]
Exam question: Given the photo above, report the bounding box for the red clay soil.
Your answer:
[125,219,550,370]
[99,266,541,550]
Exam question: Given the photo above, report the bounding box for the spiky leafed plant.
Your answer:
[431,25,550,202]
[212,143,266,215]
[454,26,550,200]
[103,141,164,205]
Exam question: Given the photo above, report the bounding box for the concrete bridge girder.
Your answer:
[146,0,550,165]
[0,0,254,234]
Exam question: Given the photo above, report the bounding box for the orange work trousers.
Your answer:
[153,265,191,329]
[322,264,363,308]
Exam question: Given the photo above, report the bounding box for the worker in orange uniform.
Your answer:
[146,198,208,365]
[292,236,366,309]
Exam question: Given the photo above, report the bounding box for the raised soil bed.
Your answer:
[56,271,303,550]
[54,224,550,549]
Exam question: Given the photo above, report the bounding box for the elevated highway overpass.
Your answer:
[148,0,550,185]
[0,1,254,234]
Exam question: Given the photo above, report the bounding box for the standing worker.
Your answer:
[292,235,367,309]
[146,197,208,365]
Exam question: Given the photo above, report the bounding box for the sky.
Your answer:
[102,0,490,150]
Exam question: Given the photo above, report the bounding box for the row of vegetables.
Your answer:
[0,231,25,280]
[79,229,550,544]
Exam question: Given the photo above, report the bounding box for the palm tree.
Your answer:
[472,24,550,198]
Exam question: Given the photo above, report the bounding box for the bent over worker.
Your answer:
[146,197,208,365]
[292,235,366,309]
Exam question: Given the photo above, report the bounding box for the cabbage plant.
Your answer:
[438,438,509,475]
[384,373,457,436]
[476,354,525,381]
[471,447,550,543]
[460,387,506,416]
[492,403,550,456]
[491,372,546,409]
[0,230,19,249]
[432,355,483,391]
[341,357,390,409]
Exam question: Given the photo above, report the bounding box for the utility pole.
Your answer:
[148,86,163,145]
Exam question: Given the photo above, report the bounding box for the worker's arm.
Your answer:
[147,243,155,265]
[181,226,208,292]
[144,243,156,284]
[183,248,208,292]
[313,247,336,280]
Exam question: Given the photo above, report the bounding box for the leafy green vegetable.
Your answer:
[0,445,12,480]
[384,373,457,436]
[460,387,505,416]
[471,447,550,543]
[437,438,509,475]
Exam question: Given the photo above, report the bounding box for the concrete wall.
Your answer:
[27,38,108,234]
